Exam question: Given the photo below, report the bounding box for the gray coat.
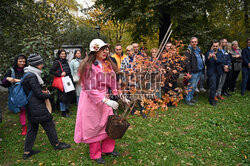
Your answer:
[69,58,81,96]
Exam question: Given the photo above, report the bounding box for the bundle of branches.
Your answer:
[111,25,188,118]
[119,44,188,118]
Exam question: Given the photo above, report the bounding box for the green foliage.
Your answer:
[62,24,107,51]
[95,0,249,51]
[0,0,73,76]
[20,33,54,84]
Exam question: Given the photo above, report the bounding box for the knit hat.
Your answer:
[28,53,43,67]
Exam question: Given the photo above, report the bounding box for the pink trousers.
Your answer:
[19,108,26,126]
[89,137,115,159]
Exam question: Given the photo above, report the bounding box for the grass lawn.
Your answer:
[0,89,249,166]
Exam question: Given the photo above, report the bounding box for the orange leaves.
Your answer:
[119,40,188,118]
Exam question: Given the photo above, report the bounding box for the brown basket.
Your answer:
[105,115,130,139]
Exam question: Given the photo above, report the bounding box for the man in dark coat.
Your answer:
[22,54,70,160]
[205,41,224,106]
[241,38,250,96]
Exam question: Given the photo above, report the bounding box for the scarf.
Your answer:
[233,48,239,54]
[24,65,44,85]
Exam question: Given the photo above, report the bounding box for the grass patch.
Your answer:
[0,90,249,166]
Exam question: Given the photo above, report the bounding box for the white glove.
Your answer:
[122,97,130,105]
[120,94,130,105]
[103,98,119,110]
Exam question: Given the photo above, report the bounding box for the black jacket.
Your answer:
[50,59,72,77]
[22,73,52,124]
[185,49,204,74]
[50,59,75,103]
[242,47,250,68]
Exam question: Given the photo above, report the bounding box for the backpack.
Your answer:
[8,69,32,113]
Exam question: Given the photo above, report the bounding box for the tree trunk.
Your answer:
[243,0,249,34]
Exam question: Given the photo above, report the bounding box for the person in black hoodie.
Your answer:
[50,49,75,117]
[1,54,28,136]
[22,54,70,160]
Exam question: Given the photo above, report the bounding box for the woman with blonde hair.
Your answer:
[229,41,242,92]
[222,42,233,96]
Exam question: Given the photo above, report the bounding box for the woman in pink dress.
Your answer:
[74,39,129,164]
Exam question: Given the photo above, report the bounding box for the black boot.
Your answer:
[61,111,66,117]
[95,157,105,164]
[104,151,120,157]
[66,109,71,116]
[23,150,40,160]
[54,142,71,150]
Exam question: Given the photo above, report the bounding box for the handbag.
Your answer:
[52,62,64,92]
[62,76,75,93]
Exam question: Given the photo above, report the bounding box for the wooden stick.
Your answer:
[123,100,136,120]
[155,23,172,58]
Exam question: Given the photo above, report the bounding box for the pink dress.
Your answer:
[74,62,118,144]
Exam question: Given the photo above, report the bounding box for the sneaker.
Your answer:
[218,95,225,100]
[95,157,105,164]
[185,101,195,106]
[21,125,27,136]
[191,99,198,103]
[23,150,40,160]
[195,88,200,93]
[54,142,71,150]
[200,88,206,92]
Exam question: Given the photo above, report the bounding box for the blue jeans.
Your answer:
[241,67,250,95]
[185,71,202,102]
[60,102,69,112]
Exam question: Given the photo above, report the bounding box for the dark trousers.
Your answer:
[222,70,232,93]
[241,67,250,95]
[208,73,218,103]
[24,120,59,152]
[229,70,240,91]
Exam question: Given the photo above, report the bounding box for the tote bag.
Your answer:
[62,76,75,93]
[52,62,64,92]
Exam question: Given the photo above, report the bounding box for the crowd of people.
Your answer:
[0,37,249,164]
[184,37,250,106]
